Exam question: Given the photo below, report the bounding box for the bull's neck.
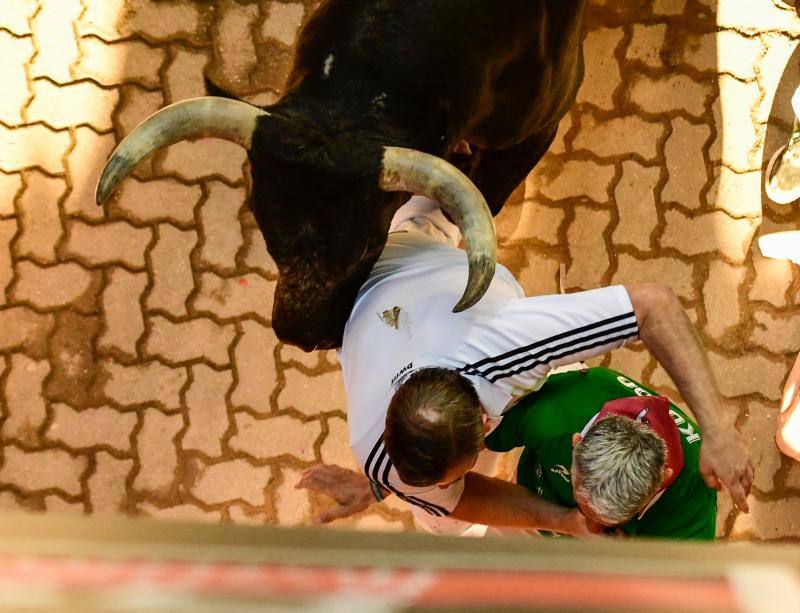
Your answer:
[273,83,449,157]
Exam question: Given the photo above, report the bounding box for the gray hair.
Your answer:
[573,416,666,525]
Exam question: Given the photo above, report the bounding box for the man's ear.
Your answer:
[571,433,582,447]
[662,467,674,485]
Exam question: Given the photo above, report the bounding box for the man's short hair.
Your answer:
[384,367,483,487]
[574,415,666,525]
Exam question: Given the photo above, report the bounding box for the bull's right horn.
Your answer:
[96,97,267,205]
[380,147,497,313]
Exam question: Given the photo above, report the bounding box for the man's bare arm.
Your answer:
[450,472,597,537]
[624,282,754,511]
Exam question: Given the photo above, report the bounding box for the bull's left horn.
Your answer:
[96,97,266,205]
[380,147,497,313]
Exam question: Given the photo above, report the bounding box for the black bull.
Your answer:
[96,0,587,351]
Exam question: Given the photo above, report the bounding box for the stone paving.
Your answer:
[0,0,799,542]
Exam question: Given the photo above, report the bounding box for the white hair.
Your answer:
[573,416,666,525]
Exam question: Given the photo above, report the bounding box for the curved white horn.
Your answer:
[96,97,266,205]
[380,146,497,313]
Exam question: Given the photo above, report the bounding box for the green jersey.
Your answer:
[484,367,717,540]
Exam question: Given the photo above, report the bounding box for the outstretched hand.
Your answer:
[698,424,754,513]
[296,464,376,524]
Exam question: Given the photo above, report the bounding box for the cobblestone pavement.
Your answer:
[0,0,799,541]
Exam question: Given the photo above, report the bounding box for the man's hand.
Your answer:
[295,464,376,524]
[557,508,604,539]
[698,424,754,512]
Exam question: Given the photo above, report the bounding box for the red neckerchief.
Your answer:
[582,395,684,490]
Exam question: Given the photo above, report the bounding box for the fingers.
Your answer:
[727,478,749,513]
[701,469,722,492]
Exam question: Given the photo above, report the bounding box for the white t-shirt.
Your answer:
[339,197,639,517]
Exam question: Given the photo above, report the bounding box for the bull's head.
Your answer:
[96,97,496,350]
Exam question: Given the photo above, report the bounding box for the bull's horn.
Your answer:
[96,97,266,205]
[380,146,497,313]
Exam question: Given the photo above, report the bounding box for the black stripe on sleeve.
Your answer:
[459,312,638,380]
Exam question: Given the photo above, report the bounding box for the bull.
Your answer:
[96,0,587,351]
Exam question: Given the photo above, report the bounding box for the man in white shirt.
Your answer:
[324,196,752,536]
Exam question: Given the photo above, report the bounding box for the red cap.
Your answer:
[592,396,684,490]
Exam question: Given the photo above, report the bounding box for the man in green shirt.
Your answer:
[485,366,716,540]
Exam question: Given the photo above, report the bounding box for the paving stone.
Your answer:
[102,360,187,410]
[194,272,275,321]
[703,259,747,341]
[509,198,564,245]
[0,219,17,304]
[0,307,54,355]
[0,173,23,217]
[44,495,85,515]
[1,354,50,446]
[99,268,147,356]
[0,446,86,497]
[27,80,119,132]
[63,220,151,268]
[756,34,798,121]
[606,346,651,382]
[751,311,800,354]
[261,2,305,46]
[280,344,321,370]
[133,408,183,494]
[0,124,72,175]
[279,369,347,417]
[231,413,321,462]
[0,490,29,512]
[165,48,210,104]
[576,27,624,110]
[213,0,259,90]
[574,115,665,162]
[739,401,782,494]
[161,139,247,184]
[231,320,277,414]
[76,0,128,41]
[115,179,199,226]
[627,24,667,68]
[612,161,661,251]
[116,89,164,162]
[146,224,197,317]
[708,351,787,401]
[11,261,93,310]
[183,365,233,457]
[145,316,236,367]
[613,254,694,301]
[88,451,133,514]
[535,159,616,203]
[681,32,715,74]
[191,458,272,506]
[320,415,359,471]
[516,252,561,298]
[661,210,758,264]
[29,0,81,84]
[131,0,205,41]
[0,31,34,125]
[714,77,762,174]
[243,228,278,276]
[549,113,572,156]
[709,167,763,219]
[355,513,407,533]
[275,466,310,527]
[15,171,65,263]
[652,0,686,15]
[47,403,136,452]
[630,74,711,118]
[64,127,116,221]
[662,118,711,210]
[716,31,762,81]
[565,207,612,289]
[75,37,165,88]
[4,0,38,35]
[717,1,800,35]
[139,502,223,523]
[749,252,793,306]
[199,183,246,268]
[730,498,800,541]
[46,311,102,408]
[227,504,265,525]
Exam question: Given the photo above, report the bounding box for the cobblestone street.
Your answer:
[1,0,799,541]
